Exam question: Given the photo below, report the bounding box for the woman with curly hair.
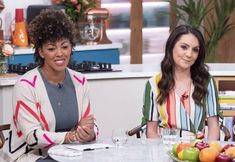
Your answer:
[0,9,97,161]
[143,25,220,140]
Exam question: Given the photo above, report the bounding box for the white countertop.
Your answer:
[14,43,122,55]
[48,138,169,162]
[207,63,235,76]
[1,63,235,86]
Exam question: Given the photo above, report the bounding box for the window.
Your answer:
[101,0,170,64]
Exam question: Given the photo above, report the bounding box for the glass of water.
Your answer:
[112,129,128,148]
[162,128,179,146]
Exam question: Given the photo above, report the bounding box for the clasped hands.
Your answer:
[65,114,96,144]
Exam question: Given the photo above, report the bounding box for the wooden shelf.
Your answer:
[222,110,235,117]
[214,76,235,91]
[214,76,235,117]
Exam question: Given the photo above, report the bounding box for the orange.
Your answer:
[225,146,235,158]
[210,141,222,152]
[199,146,219,162]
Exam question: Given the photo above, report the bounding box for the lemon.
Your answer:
[178,150,184,160]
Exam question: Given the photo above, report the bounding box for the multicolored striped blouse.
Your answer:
[142,73,220,135]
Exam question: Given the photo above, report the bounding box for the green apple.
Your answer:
[172,143,179,157]
[183,147,200,162]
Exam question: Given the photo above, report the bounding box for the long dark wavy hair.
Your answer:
[157,25,209,106]
[28,9,76,67]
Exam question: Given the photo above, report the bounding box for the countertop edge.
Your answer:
[2,63,235,86]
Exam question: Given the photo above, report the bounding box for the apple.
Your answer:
[176,143,192,154]
[192,139,203,146]
[222,144,234,152]
[215,152,232,162]
[183,147,200,162]
[195,141,209,151]
[172,143,179,156]
[225,147,235,158]
[196,132,205,139]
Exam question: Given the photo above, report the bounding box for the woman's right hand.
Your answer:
[65,114,96,143]
[65,126,96,144]
[75,125,96,143]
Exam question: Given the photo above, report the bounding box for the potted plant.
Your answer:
[169,0,235,62]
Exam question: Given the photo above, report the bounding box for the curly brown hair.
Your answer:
[28,9,76,66]
[157,25,209,106]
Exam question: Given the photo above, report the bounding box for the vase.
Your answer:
[0,61,8,75]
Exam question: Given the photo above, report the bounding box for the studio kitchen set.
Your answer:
[0,5,122,75]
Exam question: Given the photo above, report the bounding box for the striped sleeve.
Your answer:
[142,79,158,124]
[205,76,220,117]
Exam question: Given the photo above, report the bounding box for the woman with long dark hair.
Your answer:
[143,25,220,140]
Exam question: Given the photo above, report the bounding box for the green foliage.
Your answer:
[52,0,96,22]
[167,0,235,62]
[205,0,235,57]
[170,0,212,29]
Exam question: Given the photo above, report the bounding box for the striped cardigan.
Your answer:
[0,68,95,162]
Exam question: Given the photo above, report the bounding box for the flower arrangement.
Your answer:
[0,40,14,74]
[0,40,14,62]
[51,0,96,22]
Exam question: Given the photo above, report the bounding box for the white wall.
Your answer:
[0,0,51,40]
[120,54,164,65]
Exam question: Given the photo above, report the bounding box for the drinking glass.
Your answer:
[161,128,179,146]
[111,128,128,148]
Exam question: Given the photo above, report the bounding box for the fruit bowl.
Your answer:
[168,150,190,162]
[169,141,235,162]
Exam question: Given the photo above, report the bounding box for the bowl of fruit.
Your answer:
[169,139,235,162]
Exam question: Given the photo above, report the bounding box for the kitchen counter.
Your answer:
[1,63,235,86]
